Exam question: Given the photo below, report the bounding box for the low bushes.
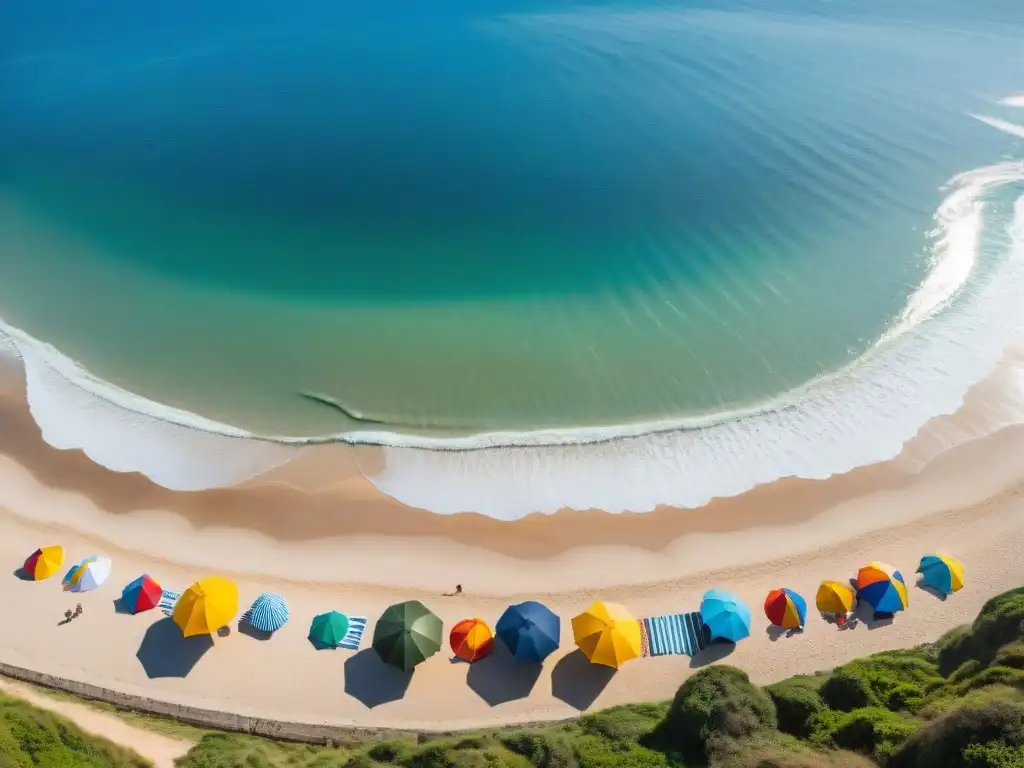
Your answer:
[651,666,776,761]
[765,677,826,737]
[809,707,918,762]
[888,701,1024,768]
[0,692,150,768]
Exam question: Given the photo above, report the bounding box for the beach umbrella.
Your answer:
[173,576,239,637]
[24,545,64,581]
[309,611,349,648]
[917,554,964,596]
[373,600,443,671]
[495,601,560,663]
[857,562,908,613]
[450,618,495,663]
[248,593,290,633]
[764,588,807,629]
[63,556,112,593]
[816,581,855,614]
[571,601,641,669]
[122,575,162,614]
[700,589,752,643]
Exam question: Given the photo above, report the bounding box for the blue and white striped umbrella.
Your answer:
[247,593,290,633]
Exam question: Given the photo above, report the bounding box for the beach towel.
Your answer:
[159,589,181,617]
[643,612,708,657]
[337,616,367,650]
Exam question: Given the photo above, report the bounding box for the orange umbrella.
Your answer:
[450,618,494,662]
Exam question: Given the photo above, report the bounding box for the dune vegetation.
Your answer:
[172,586,1024,768]
[3,587,1023,767]
[0,689,150,768]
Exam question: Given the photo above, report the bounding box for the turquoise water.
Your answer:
[1,0,1022,440]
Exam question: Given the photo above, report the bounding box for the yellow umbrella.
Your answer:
[173,576,239,637]
[816,581,855,614]
[571,601,642,669]
[24,545,64,581]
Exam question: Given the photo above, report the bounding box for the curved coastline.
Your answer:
[1,154,1023,516]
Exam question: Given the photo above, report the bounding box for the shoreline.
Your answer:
[3,363,1024,728]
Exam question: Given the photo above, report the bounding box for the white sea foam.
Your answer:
[0,154,1022,516]
[971,114,1024,140]
[1001,95,1024,108]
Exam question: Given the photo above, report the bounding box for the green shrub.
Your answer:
[956,668,1024,695]
[972,590,1024,661]
[649,666,776,761]
[369,741,416,763]
[707,731,878,768]
[764,677,826,738]
[178,732,354,768]
[819,669,878,711]
[921,685,1024,721]
[819,652,943,714]
[808,706,917,762]
[0,693,150,768]
[889,701,1024,768]
[571,735,668,768]
[941,626,981,678]
[951,661,988,685]
[961,741,1024,767]
[578,704,663,744]
[995,645,1024,671]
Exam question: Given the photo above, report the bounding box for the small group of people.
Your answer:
[60,603,83,625]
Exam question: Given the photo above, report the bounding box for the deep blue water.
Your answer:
[0,0,1021,434]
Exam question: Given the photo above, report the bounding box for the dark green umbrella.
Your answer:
[372,600,442,671]
[309,611,350,649]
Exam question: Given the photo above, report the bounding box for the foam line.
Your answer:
[0,142,1022,515]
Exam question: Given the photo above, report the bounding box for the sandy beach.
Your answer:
[3,353,1024,732]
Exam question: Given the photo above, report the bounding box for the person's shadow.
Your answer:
[551,650,615,711]
[344,649,413,708]
[466,643,543,706]
[136,618,214,678]
[765,626,803,642]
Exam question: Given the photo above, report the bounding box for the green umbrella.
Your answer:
[372,600,442,671]
[309,611,350,649]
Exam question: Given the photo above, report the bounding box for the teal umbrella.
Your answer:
[309,611,350,649]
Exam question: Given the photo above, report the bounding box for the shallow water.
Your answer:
[1,1,1023,514]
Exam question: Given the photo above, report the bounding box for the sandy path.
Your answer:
[0,678,193,768]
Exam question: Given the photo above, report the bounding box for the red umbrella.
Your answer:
[122,574,163,614]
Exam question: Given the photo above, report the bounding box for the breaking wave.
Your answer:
[1,127,1023,517]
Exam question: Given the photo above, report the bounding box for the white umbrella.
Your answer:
[64,556,112,593]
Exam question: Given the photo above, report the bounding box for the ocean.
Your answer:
[1,0,1022,516]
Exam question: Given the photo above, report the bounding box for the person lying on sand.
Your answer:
[443,584,464,597]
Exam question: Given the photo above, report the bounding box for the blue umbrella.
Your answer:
[701,589,752,643]
[247,593,290,633]
[495,601,560,662]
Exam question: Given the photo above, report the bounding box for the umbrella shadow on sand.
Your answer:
[112,597,133,615]
[552,650,616,711]
[690,641,735,668]
[915,577,948,601]
[344,649,413,708]
[467,643,543,706]
[136,617,214,678]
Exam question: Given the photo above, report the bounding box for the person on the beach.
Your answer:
[455,584,462,595]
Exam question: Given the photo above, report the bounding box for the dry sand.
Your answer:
[2,357,1024,731]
